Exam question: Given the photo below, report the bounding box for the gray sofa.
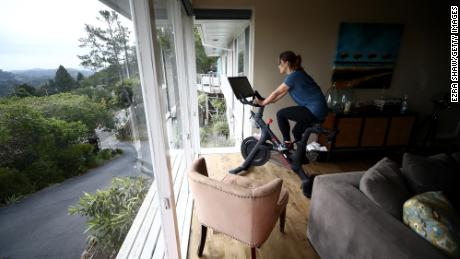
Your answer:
[307,171,448,259]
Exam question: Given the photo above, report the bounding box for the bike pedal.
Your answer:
[277,146,288,152]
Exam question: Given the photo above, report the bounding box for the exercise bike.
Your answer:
[227,76,338,198]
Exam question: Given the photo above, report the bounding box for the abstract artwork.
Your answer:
[332,23,404,89]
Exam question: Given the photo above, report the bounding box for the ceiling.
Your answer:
[98,0,250,57]
[195,20,250,57]
[99,0,131,19]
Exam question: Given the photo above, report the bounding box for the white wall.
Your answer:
[193,0,459,138]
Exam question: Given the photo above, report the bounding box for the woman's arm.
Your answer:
[258,83,289,106]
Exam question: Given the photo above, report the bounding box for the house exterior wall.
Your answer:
[193,0,458,138]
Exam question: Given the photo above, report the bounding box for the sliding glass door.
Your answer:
[128,0,196,258]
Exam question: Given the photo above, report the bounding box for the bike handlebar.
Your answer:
[238,91,265,107]
[254,91,265,101]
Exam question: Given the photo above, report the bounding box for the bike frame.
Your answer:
[229,104,325,187]
[225,77,338,197]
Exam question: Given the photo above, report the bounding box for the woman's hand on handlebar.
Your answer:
[253,97,265,106]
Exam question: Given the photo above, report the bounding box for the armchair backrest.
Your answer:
[188,157,283,247]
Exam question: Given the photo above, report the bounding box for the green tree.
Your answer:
[77,72,85,81]
[47,119,88,148]
[55,65,76,92]
[69,177,150,258]
[72,86,112,107]
[213,120,229,138]
[78,10,132,81]
[0,167,32,204]
[11,83,36,97]
[75,72,85,89]
[115,17,132,79]
[112,79,134,109]
[38,79,56,96]
[78,66,120,89]
[0,102,98,200]
[194,27,218,74]
[211,97,226,116]
[0,104,51,168]
[0,102,89,168]
[5,93,114,135]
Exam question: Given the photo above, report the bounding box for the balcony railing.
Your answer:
[117,151,192,258]
[196,73,221,94]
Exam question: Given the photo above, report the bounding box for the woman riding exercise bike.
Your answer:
[254,51,328,150]
[227,52,337,198]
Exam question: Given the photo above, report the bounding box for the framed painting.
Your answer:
[332,23,404,89]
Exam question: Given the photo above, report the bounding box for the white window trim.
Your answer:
[129,0,182,258]
[169,1,196,257]
[183,19,200,156]
[170,0,194,167]
[229,21,254,144]
[246,15,255,138]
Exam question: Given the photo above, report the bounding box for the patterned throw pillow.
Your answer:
[403,191,460,258]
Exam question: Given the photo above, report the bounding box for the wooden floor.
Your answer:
[187,153,378,259]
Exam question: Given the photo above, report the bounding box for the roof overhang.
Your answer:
[98,0,131,19]
[195,20,250,57]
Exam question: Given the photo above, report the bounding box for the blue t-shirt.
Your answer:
[284,70,327,121]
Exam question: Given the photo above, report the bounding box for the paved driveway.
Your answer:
[0,143,141,259]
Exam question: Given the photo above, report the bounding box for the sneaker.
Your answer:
[277,142,294,152]
[277,144,288,152]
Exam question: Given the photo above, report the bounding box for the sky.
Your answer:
[0,0,133,71]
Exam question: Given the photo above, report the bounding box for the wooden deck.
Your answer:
[187,153,377,259]
[117,150,193,259]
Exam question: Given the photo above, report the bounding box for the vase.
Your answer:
[326,82,339,110]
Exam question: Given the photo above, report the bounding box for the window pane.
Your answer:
[194,23,235,148]
[154,2,184,151]
[151,0,191,257]
[0,1,156,258]
[237,33,245,75]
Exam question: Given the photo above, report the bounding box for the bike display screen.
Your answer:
[227,76,255,99]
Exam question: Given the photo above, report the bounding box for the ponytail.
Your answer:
[295,55,305,72]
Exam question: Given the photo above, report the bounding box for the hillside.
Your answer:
[11,68,93,80]
[0,68,94,97]
[0,70,20,96]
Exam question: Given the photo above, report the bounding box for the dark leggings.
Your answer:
[276,106,319,142]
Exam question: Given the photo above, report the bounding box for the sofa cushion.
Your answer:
[360,157,411,219]
[403,191,460,258]
[402,153,459,210]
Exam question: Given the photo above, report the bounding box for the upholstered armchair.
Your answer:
[188,157,289,259]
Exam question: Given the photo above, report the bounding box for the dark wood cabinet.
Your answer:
[335,118,362,147]
[319,110,416,151]
[386,116,415,146]
[361,117,389,147]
